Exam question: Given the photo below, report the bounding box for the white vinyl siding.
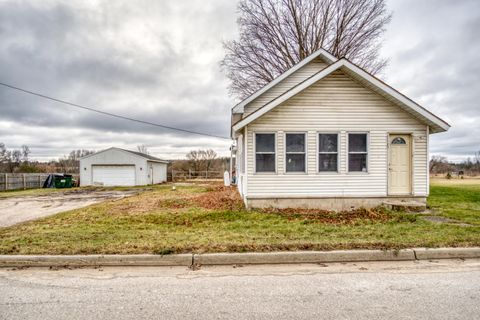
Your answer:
[243,58,328,117]
[245,70,428,197]
[149,162,167,184]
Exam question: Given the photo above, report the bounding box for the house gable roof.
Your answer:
[80,147,169,163]
[232,48,338,114]
[232,58,450,134]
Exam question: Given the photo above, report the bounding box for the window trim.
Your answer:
[317,132,340,173]
[347,132,369,174]
[284,132,307,174]
[254,132,277,174]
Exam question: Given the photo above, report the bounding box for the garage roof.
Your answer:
[80,147,169,163]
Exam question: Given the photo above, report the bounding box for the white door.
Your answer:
[92,165,135,186]
[388,135,411,195]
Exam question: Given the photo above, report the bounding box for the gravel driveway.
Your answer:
[0,189,140,227]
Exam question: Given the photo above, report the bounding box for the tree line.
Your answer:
[0,143,229,175]
[0,143,94,173]
[169,149,230,175]
[430,152,480,176]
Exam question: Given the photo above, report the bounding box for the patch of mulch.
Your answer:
[193,185,244,211]
[260,207,395,225]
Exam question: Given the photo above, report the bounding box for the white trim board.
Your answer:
[231,48,338,114]
[232,59,450,134]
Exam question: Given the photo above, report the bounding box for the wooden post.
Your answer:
[38,175,42,188]
[230,144,233,183]
[23,174,26,190]
[4,173,7,191]
[206,171,208,179]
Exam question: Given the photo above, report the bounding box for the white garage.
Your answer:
[79,147,168,187]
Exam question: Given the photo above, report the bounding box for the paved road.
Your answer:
[1,259,479,320]
[0,189,137,227]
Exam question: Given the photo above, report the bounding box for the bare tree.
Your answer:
[137,145,149,154]
[0,143,6,163]
[21,145,30,162]
[429,155,453,174]
[222,0,392,99]
[186,149,218,173]
[202,149,218,172]
[475,151,480,168]
[186,150,203,172]
[58,149,95,173]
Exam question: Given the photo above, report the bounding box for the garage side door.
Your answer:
[92,165,135,186]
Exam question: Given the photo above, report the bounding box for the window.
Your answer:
[318,134,338,172]
[285,133,306,172]
[391,137,406,145]
[255,133,275,172]
[348,133,368,172]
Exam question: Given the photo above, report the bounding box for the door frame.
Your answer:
[387,133,413,196]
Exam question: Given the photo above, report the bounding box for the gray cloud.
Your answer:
[0,0,237,159]
[382,0,480,161]
[0,0,478,162]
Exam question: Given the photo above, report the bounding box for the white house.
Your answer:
[231,48,450,210]
[79,147,168,186]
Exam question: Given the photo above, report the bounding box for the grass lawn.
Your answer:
[0,179,479,254]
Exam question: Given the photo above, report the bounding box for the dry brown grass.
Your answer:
[193,185,244,211]
[261,207,395,225]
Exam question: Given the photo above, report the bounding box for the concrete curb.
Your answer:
[0,254,193,267]
[414,247,480,260]
[0,248,479,268]
[194,249,415,265]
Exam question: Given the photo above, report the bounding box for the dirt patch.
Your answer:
[193,185,244,211]
[261,207,397,225]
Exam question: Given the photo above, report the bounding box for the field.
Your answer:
[0,178,479,254]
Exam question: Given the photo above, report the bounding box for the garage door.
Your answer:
[92,165,135,186]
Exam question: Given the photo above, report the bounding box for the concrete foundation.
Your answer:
[246,196,427,211]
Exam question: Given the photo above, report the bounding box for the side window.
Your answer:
[318,134,338,172]
[255,133,275,172]
[285,133,306,172]
[348,133,368,172]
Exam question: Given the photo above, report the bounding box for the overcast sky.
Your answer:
[0,0,478,162]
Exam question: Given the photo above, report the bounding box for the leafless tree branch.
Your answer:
[222,0,392,99]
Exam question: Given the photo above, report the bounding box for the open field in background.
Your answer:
[429,177,480,226]
[0,178,479,255]
[430,176,480,185]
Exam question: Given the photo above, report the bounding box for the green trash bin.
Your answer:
[53,175,73,188]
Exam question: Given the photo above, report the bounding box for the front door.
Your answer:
[388,134,411,195]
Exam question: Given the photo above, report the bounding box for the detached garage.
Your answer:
[79,147,168,187]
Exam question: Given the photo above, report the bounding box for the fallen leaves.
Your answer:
[192,185,244,211]
[261,207,394,225]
